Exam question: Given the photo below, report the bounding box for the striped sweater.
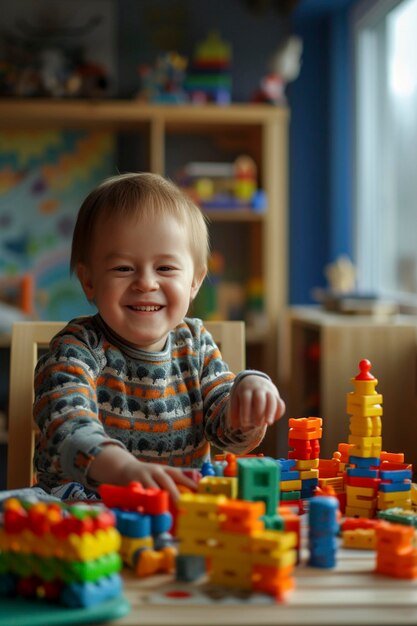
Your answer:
[33,314,265,493]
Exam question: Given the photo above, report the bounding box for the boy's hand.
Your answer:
[123,461,197,503]
[228,375,286,431]
[88,446,197,504]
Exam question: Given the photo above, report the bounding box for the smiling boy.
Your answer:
[33,173,285,501]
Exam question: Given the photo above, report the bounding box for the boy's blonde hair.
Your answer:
[70,172,209,277]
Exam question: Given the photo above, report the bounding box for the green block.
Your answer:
[237,457,280,516]
[280,491,301,501]
[262,513,284,530]
[62,552,122,583]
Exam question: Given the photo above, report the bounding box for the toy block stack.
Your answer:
[175,492,297,600]
[345,360,383,518]
[287,417,321,499]
[99,482,176,577]
[375,522,417,578]
[341,518,381,550]
[184,31,232,104]
[237,457,279,519]
[377,452,412,512]
[308,495,340,568]
[277,458,301,508]
[0,498,123,607]
[198,475,238,498]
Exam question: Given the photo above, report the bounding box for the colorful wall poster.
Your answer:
[0,129,115,320]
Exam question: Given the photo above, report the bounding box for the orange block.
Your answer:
[218,500,265,534]
[252,564,295,600]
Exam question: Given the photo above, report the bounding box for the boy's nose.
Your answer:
[133,272,158,291]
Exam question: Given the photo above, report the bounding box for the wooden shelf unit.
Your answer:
[287,306,417,464]
[0,99,289,379]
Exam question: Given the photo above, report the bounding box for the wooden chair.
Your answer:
[7,319,245,490]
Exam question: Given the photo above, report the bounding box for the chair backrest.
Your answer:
[7,319,245,489]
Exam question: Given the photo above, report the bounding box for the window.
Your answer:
[354,0,417,305]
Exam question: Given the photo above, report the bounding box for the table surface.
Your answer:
[115,543,417,626]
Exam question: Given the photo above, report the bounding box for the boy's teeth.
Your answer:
[132,305,160,311]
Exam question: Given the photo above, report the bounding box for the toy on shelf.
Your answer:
[0,499,123,608]
[137,52,188,103]
[184,31,232,104]
[177,155,267,212]
[313,255,399,315]
[252,35,303,105]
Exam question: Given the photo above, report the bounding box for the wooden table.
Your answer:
[115,543,417,626]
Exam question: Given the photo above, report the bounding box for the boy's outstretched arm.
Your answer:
[88,445,197,503]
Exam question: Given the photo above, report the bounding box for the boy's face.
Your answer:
[77,212,205,351]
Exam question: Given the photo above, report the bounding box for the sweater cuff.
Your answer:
[60,431,126,489]
[232,369,271,388]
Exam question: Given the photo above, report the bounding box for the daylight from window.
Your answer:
[355,0,417,304]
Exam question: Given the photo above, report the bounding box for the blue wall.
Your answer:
[289,0,358,303]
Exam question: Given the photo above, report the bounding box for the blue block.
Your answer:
[380,469,412,482]
[346,467,379,478]
[281,470,300,480]
[113,509,151,538]
[349,456,380,468]
[309,496,340,533]
[60,573,123,608]
[151,512,172,534]
[277,458,296,471]
[309,554,337,568]
[379,481,411,492]
[201,461,216,477]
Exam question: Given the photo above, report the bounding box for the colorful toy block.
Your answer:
[0,498,123,608]
[99,482,176,577]
[308,496,340,568]
[375,523,417,578]
[237,457,279,516]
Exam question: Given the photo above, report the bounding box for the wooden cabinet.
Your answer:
[0,99,289,379]
[287,307,417,465]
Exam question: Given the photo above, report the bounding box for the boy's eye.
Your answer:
[158,265,175,272]
[113,266,132,272]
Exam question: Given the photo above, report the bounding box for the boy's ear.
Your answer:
[190,268,207,301]
[76,263,95,301]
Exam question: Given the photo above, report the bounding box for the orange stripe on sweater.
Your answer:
[133,421,169,433]
[35,387,94,413]
[172,417,192,431]
[36,363,94,387]
[103,415,131,430]
[172,442,210,466]
[204,373,234,395]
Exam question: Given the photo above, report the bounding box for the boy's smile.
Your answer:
[77,213,204,351]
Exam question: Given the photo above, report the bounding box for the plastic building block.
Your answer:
[135,546,176,577]
[197,476,238,498]
[375,523,417,579]
[237,457,279,516]
[0,498,124,609]
[99,482,169,515]
[308,496,340,569]
[176,554,206,582]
